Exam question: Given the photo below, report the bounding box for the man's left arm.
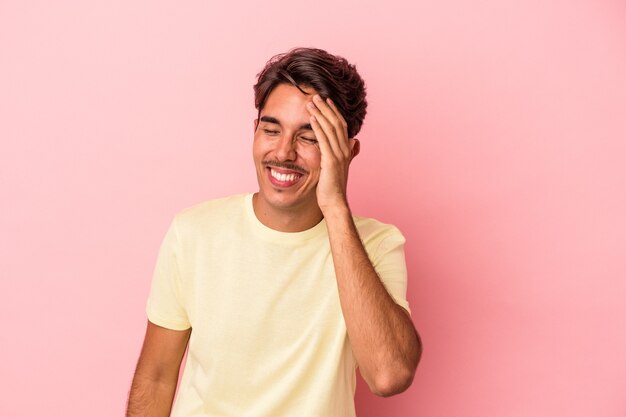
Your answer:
[307,95,422,397]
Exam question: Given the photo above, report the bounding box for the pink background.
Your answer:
[1,1,625,416]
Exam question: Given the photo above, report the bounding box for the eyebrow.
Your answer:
[259,116,312,131]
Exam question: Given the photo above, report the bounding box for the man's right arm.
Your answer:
[126,321,191,417]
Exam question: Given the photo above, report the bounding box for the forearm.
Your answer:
[127,322,190,416]
[325,205,421,396]
[126,371,178,417]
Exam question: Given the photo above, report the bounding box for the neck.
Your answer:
[252,192,323,232]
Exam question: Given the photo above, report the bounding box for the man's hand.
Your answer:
[306,95,359,214]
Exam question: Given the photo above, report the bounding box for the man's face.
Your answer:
[253,83,322,215]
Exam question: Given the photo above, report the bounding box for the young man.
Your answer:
[127,47,421,417]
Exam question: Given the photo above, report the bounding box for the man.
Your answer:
[127,47,422,417]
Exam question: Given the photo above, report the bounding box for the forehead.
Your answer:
[260,84,317,123]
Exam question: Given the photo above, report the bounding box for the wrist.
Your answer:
[321,202,352,224]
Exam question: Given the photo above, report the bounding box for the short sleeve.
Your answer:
[145,217,191,330]
[370,227,411,315]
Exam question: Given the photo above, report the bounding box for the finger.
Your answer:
[307,101,343,156]
[308,98,350,157]
[311,95,342,127]
[311,96,350,155]
[325,98,350,137]
[324,97,352,156]
[309,115,334,161]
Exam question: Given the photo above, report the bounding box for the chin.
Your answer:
[260,187,316,212]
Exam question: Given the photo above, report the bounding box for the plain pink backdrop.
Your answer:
[1,1,625,416]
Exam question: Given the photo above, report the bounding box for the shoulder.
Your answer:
[353,215,405,247]
[171,193,249,235]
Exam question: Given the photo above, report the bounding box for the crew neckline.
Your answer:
[244,193,327,244]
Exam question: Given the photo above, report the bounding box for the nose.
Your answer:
[275,134,297,161]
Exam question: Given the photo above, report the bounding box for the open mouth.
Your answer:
[267,167,304,187]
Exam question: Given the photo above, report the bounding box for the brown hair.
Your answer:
[253,47,367,138]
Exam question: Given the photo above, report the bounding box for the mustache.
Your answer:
[262,161,308,174]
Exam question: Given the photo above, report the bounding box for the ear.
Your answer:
[253,118,259,132]
[350,138,361,161]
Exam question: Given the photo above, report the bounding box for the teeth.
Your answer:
[270,169,300,183]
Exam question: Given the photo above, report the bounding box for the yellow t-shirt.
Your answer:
[147,193,410,417]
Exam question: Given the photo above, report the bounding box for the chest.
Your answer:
[181,236,345,355]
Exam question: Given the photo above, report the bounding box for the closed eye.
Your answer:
[299,137,318,144]
[263,129,280,136]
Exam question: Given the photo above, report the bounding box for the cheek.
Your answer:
[303,149,322,169]
[252,136,270,159]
